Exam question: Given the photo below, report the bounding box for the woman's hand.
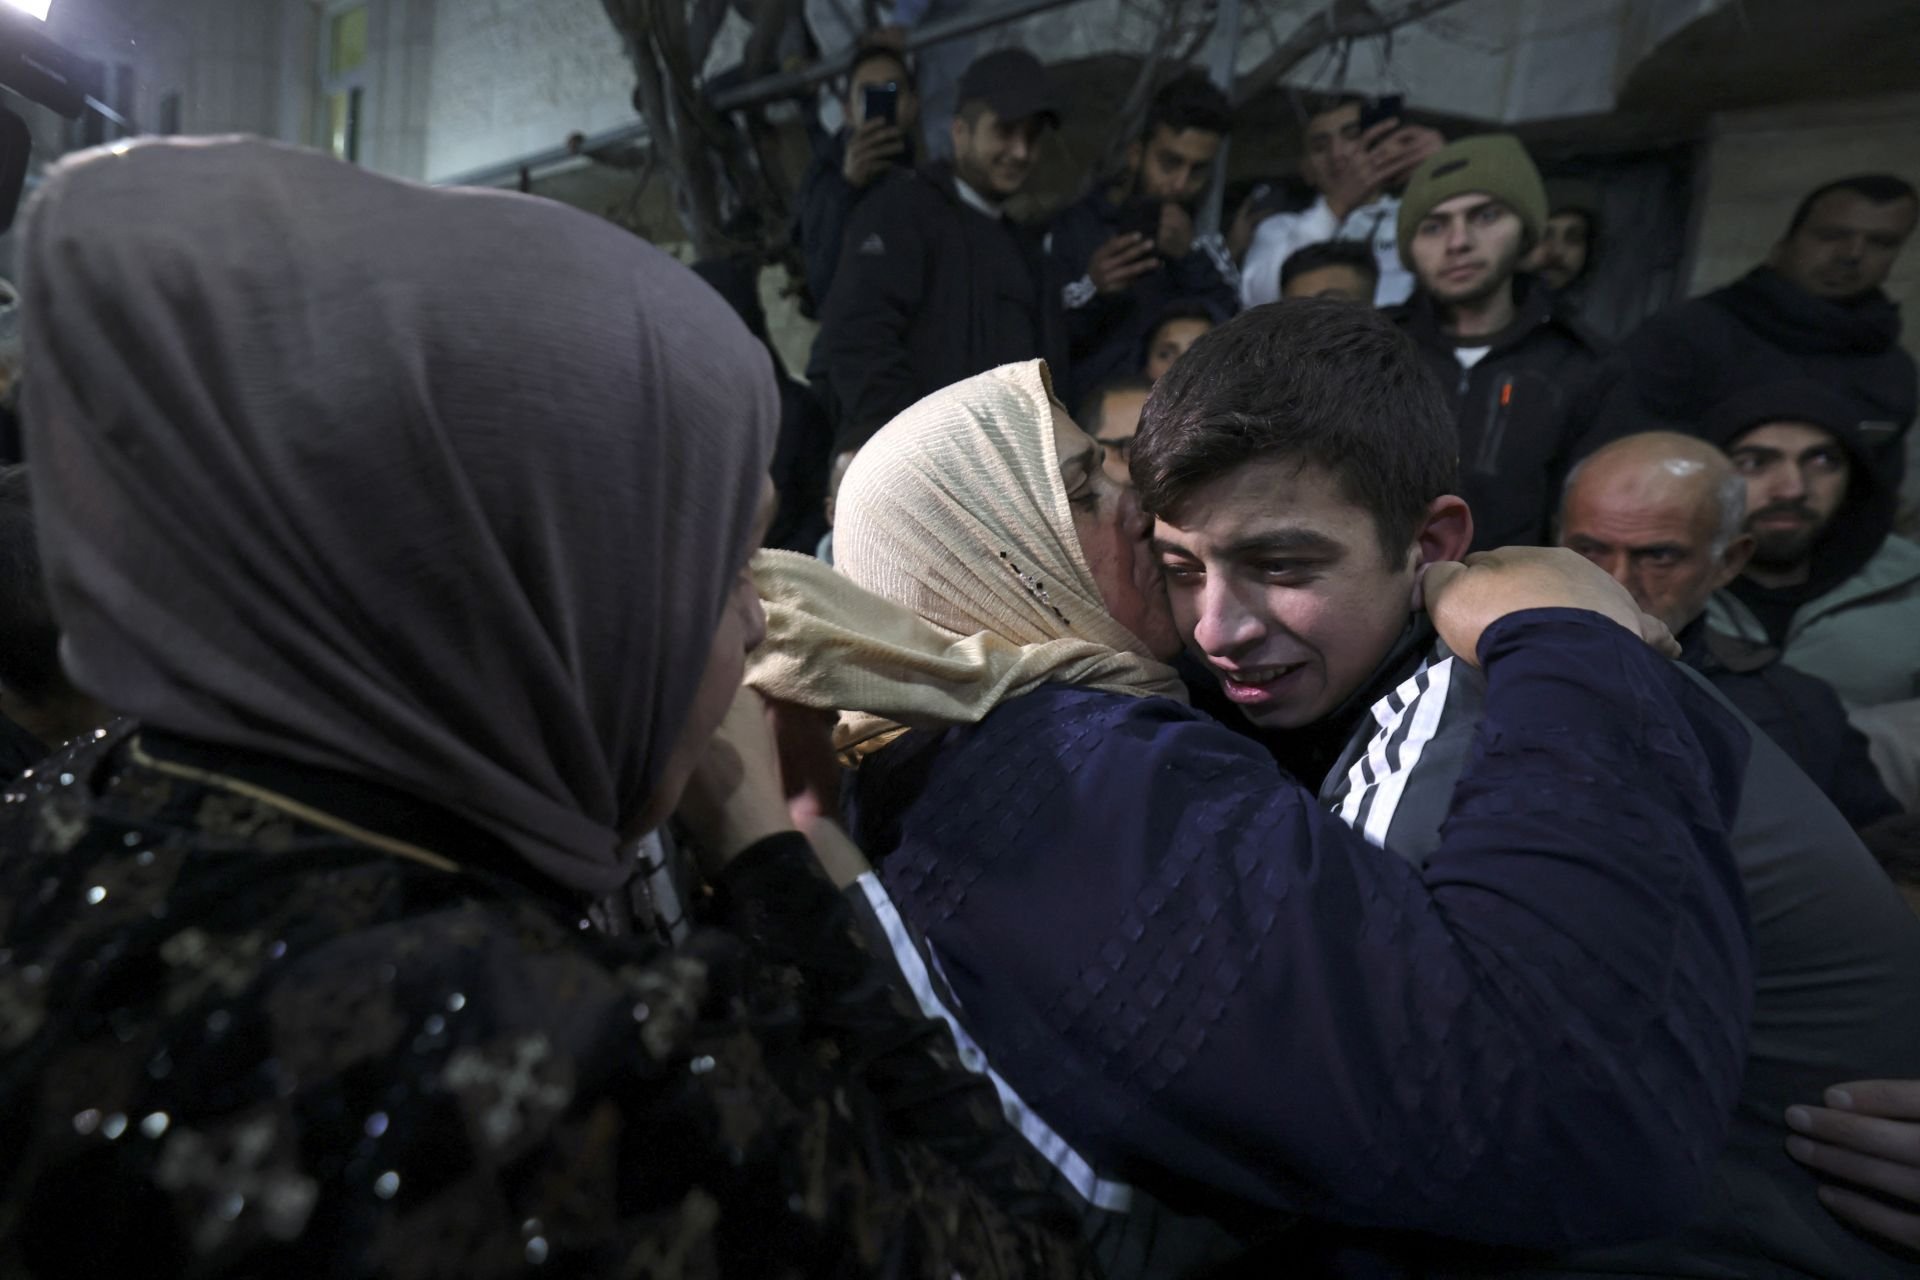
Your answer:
[675,686,795,878]
[677,688,871,886]
[1787,1080,1920,1252]
[1416,547,1678,667]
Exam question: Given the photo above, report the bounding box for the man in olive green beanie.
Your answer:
[1395,133,1548,274]
[1384,133,1604,550]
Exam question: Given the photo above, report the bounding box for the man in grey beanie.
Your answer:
[1386,133,1607,549]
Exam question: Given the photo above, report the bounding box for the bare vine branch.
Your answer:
[1231,0,1476,107]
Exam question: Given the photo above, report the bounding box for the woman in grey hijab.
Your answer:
[0,138,1084,1278]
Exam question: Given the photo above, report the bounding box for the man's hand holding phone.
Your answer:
[842,118,906,189]
[1324,111,1446,220]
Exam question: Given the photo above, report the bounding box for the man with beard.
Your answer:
[1558,431,1899,828]
[1523,203,1595,294]
[1705,381,1920,808]
[1047,74,1238,410]
[1388,135,1607,549]
[1579,174,1916,492]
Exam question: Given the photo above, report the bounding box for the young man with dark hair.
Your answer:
[1240,93,1444,308]
[1139,298,1213,382]
[1389,133,1607,549]
[1581,172,1918,490]
[1138,301,1920,1279]
[1523,203,1596,292]
[1701,381,1920,811]
[1278,238,1379,301]
[1047,73,1239,409]
[796,41,922,320]
[820,47,1066,454]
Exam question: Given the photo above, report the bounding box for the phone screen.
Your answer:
[861,83,899,126]
[1118,199,1161,244]
[1357,94,1405,135]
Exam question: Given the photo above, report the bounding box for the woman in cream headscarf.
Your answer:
[749,358,1757,1272]
[0,139,1085,1278]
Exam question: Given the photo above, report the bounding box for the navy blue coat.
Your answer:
[846,610,1755,1253]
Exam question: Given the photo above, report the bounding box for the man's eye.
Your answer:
[1158,562,1198,581]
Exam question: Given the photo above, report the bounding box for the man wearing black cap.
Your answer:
[1704,381,1920,809]
[818,47,1066,456]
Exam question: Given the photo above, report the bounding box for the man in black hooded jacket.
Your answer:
[1578,173,1917,492]
[1386,134,1608,550]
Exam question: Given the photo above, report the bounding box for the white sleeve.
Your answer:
[1239,202,1340,308]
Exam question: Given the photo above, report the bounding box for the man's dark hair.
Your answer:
[847,40,916,93]
[0,466,66,704]
[1279,239,1380,293]
[1078,373,1154,431]
[1143,74,1231,142]
[1133,300,1458,561]
[1295,91,1366,130]
[1141,299,1217,374]
[1548,204,1596,234]
[1785,173,1918,237]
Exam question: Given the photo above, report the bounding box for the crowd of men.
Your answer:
[0,31,1914,1279]
[774,37,1920,836]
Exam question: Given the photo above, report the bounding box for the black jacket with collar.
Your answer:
[1679,617,1900,830]
[1575,267,1917,490]
[818,162,1067,452]
[1045,183,1239,411]
[1387,276,1608,550]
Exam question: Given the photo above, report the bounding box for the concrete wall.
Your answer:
[421,0,635,182]
[1689,92,1920,361]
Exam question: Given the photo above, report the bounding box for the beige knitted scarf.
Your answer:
[747,360,1185,756]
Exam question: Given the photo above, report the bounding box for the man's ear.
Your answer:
[1125,139,1143,177]
[950,115,969,156]
[1409,494,1473,569]
[1711,532,1756,590]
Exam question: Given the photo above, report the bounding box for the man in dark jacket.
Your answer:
[1388,134,1607,549]
[1046,74,1239,410]
[1579,173,1917,489]
[819,47,1065,454]
[1703,381,1920,813]
[794,41,920,326]
[1143,302,1920,1279]
[1559,430,1900,827]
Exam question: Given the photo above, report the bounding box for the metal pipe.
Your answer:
[442,0,1099,190]
[1199,0,1241,236]
[437,119,646,189]
[709,0,1096,112]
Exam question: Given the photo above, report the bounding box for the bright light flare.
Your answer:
[1,0,51,20]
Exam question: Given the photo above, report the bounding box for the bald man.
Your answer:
[1561,432,1898,828]
[1545,432,1920,1278]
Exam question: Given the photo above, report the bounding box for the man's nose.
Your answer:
[1193,577,1265,657]
[1770,467,1809,502]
